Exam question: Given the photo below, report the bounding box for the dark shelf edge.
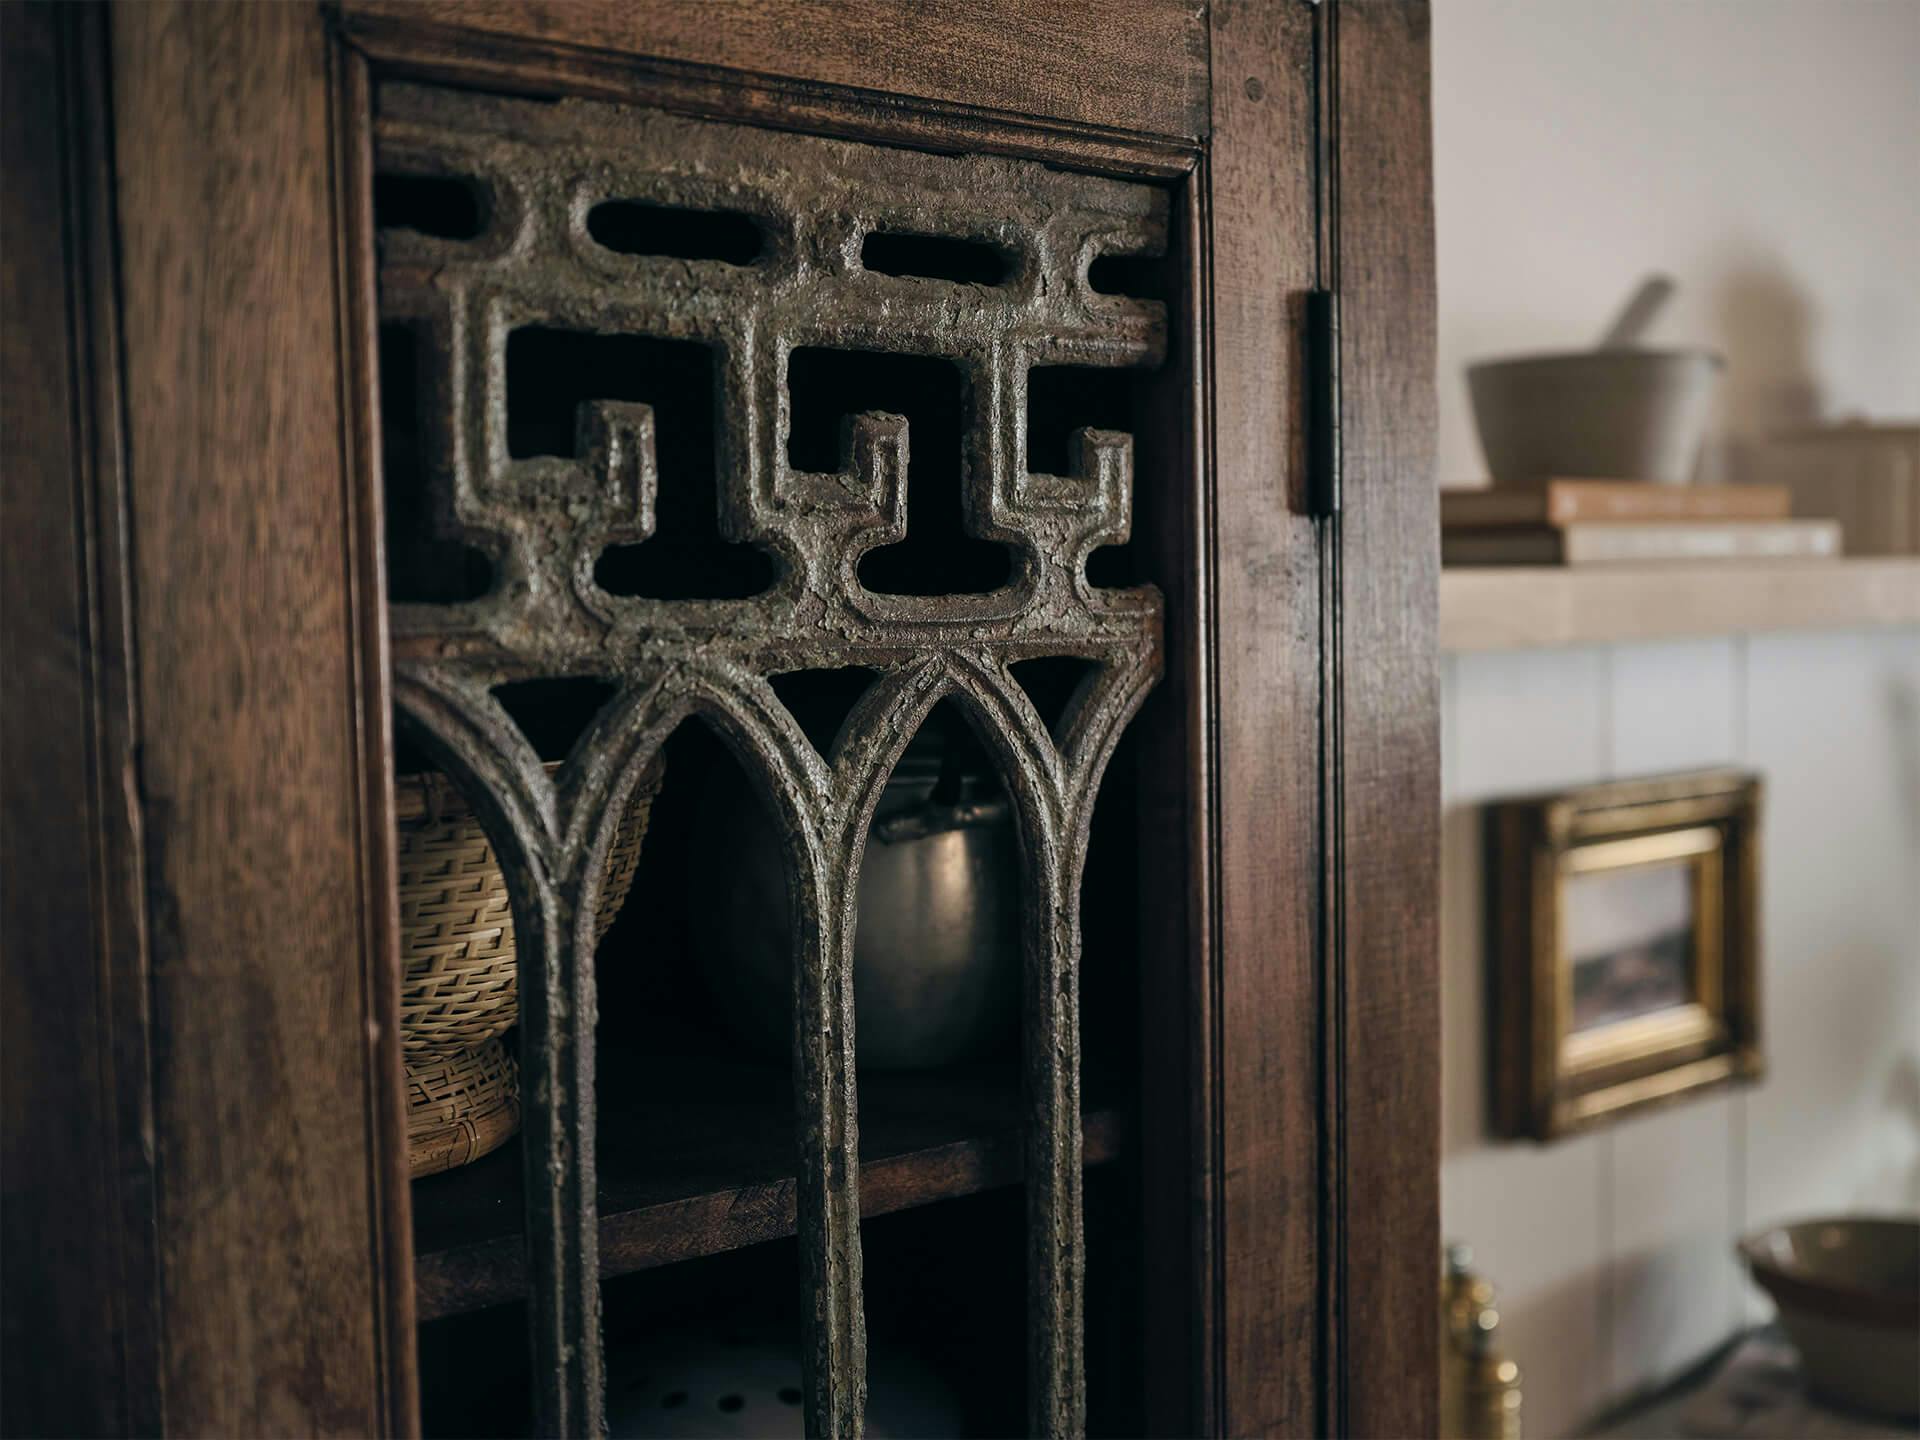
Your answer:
[415,1105,1129,1321]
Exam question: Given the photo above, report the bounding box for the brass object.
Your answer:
[1441,1242,1493,1435]
[375,82,1166,1437]
[1486,769,1764,1140]
[1463,1311,1523,1440]
[1441,1245,1521,1440]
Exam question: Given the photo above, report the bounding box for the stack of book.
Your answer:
[1440,479,1842,567]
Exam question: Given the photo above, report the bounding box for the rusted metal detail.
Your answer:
[376,81,1167,1439]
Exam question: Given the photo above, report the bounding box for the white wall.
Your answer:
[1434,4,1920,1435]
[1434,0,1920,487]
[1442,633,1920,1438]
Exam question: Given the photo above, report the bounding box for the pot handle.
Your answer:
[874,794,1010,844]
[872,747,1010,843]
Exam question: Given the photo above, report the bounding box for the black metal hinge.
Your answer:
[1306,288,1341,519]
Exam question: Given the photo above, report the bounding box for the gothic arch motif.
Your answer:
[379,80,1166,1439]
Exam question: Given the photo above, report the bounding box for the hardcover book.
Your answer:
[1441,480,1791,529]
[1442,519,1841,567]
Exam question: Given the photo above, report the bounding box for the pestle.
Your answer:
[1596,273,1676,350]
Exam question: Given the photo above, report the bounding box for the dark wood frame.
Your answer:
[1487,769,1764,1141]
[4,4,414,1434]
[2,2,1436,1435]
[3,7,164,1433]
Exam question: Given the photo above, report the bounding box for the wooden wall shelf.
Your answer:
[1440,559,1920,652]
[412,1050,1127,1321]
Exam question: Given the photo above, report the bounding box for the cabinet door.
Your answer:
[5,4,412,1436]
[3,3,1435,1436]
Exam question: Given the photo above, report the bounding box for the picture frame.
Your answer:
[1486,769,1764,1140]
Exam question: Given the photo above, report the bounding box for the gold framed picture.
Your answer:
[1487,769,1764,1140]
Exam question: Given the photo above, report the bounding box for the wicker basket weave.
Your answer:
[398,756,662,1177]
[406,1038,521,1179]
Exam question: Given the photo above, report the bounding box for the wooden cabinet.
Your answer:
[1,3,1437,1435]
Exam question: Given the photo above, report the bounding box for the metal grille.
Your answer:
[376,82,1166,1438]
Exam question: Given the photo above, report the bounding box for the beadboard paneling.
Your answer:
[1443,647,1613,1439]
[1606,639,1744,1387]
[1743,630,1920,1227]
[1442,627,1920,1435]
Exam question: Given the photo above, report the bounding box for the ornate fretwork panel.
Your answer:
[376,82,1166,1440]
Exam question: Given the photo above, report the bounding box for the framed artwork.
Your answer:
[1486,769,1764,1140]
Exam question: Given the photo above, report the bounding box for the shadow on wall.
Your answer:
[1889,671,1920,847]
[1706,254,1822,483]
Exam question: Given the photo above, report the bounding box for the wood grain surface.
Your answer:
[412,1052,1129,1320]
[107,2,412,1432]
[341,0,1208,150]
[1205,4,1329,1435]
[1331,4,1441,1436]
[1132,158,1218,1440]
[0,3,1440,1432]
[1,7,161,1434]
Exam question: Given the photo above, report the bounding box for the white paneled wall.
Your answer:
[1440,628,1920,1438]
[1744,630,1920,1223]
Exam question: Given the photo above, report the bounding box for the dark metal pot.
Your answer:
[690,731,1020,1070]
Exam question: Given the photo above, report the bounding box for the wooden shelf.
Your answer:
[412,1049,1128,1321]
[1440,558,1920,652]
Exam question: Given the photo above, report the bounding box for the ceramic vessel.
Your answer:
[1468,348,1723,485]
[1738,1215,1920,1419]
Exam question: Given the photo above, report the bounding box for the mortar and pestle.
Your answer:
[1468,275,1724,485]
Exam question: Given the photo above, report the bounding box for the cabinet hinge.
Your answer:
[1306,288,1341,519]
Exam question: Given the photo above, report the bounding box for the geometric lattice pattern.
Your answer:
[376,83,1166,1439]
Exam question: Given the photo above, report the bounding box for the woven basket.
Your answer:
[406,1038,521,1179]
[398,756,662,1176]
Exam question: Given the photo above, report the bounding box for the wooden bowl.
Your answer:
[1739,1216,1920,1419]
